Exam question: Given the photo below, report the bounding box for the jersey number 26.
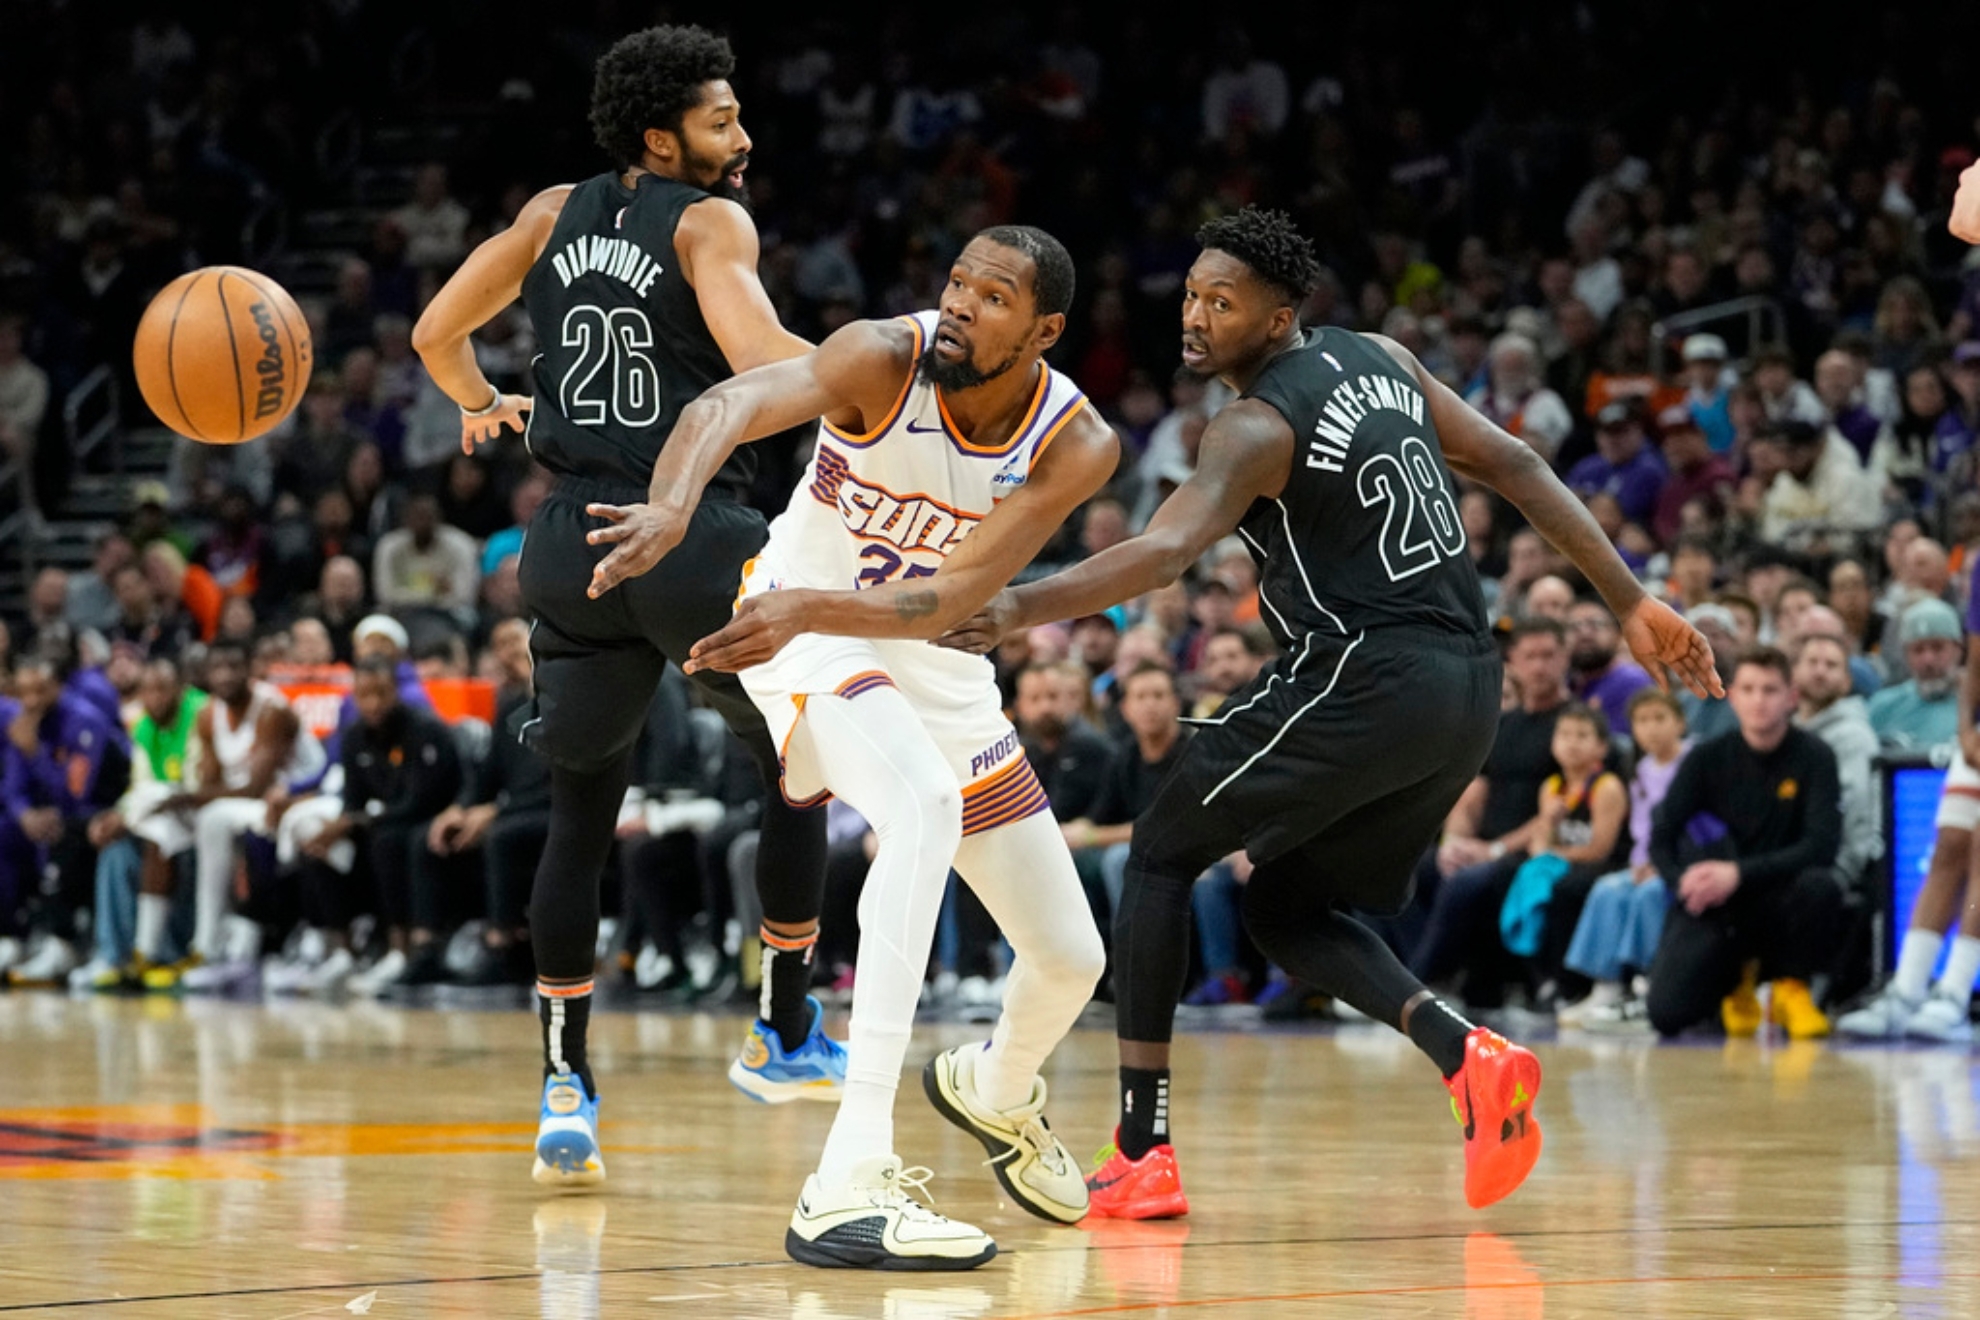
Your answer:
[559,304,661,428]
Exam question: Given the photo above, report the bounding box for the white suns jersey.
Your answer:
[760,311,1090,591]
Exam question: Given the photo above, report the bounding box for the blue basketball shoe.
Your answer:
[728,995,848,1104]
[532,1071,605,1188]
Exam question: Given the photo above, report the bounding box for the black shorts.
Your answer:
[1131,626,1501,914]
[515,476,774,772]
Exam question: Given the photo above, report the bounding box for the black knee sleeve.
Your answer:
[528,755,633,981]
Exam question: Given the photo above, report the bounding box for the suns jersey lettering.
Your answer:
[763,310,1090,591]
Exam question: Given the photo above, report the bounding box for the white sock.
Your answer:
[817,1076,898,1188]
[134,894,168,963]
[974,1038,1038,1115]
[1934,936,1980,1004]
[1894,929,1944,1002]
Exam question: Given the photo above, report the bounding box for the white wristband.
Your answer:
[462,387,504,418]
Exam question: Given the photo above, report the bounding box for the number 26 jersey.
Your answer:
[759,310,1091,592]
[1237,327,1488,649]
[519,172,755,499]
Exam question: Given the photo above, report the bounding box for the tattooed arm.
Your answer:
[683,409,1118,674]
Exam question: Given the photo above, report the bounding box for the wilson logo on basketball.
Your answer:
[249,300,288,419]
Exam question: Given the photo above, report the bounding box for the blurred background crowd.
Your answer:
[1,1,1979,1038]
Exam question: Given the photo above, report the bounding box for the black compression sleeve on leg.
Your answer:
[1242,888,1472,1077]
[748,771,828,926]
[1112,848,1200,1046]
[528,755,633,983]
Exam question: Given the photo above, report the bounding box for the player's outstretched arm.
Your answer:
[411,185,570,451]
[678,198,813,371]
[587,319,911,600]
[936,402,1293,655]
[1370,333,1723,700]
[682,410,1119,673]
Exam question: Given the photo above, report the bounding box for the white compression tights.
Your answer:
[803,690,1104,1187]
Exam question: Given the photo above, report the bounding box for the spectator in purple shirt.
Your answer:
[1568,399,1668,527]
[1566,598,1655,740]
[2,654,131,983]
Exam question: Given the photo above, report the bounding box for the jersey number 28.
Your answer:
[559,304,661,427]
[1356,436,1466,582]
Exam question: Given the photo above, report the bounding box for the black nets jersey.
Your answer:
[1236,328,1488,649]
[519,172,752,498]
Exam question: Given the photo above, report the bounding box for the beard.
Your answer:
[917,338,1022,392]
[1916,674,1957,700]
[1570,645,1611,673]
[686,147,752,209]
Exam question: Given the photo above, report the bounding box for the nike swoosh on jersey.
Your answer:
[904,420,944,434]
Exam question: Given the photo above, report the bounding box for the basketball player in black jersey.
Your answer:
[940,208,1723,1216]
[411,25,838,1189]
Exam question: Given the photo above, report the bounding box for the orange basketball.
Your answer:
[132,265,313,444]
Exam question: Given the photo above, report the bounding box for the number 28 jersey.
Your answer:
[519,172,754,498]
[759,310,1091,591]
[1237,328,1487,648]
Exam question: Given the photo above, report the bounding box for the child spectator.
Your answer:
[1497,703,1627,1004]
[1557,690,1691,1030]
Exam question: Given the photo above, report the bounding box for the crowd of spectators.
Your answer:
[3,3,1980,1036]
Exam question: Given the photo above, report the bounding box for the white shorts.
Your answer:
[736,558,1047,835]
[1937,751,1980,832]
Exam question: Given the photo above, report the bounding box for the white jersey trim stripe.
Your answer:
[821,315,926,449]
[1201,630,1367,804]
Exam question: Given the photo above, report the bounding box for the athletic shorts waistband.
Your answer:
[548,473,741,506]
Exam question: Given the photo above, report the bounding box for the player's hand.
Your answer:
[585,502,690,598]
[461,393,533,453]
[1952,159,1980,245]
[933,590,1017,654]
[684,591,812,675]
[1621,597,1723,699]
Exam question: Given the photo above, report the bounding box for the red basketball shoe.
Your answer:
[1084,1133,1190,1220]
[1445,1028,1543,1209]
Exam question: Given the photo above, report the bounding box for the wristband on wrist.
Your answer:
[462,387,504,417]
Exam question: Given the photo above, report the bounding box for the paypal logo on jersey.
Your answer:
[991,463,1028,492]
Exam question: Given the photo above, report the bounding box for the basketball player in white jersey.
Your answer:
[590,226,1117,1270]
[152,638,324,991]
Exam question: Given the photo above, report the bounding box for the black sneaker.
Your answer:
[398,944,452,987]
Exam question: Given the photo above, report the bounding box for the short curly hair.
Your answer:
[589,25,736,169]
[1195,207,1323,308]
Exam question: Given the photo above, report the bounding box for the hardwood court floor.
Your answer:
[2,994,1978,1318]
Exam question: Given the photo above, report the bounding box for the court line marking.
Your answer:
[3,1217,1974,1312]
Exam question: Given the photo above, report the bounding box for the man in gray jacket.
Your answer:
[1792,632,1883,889]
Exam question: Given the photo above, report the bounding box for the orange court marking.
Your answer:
[0,1105,690,1180]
